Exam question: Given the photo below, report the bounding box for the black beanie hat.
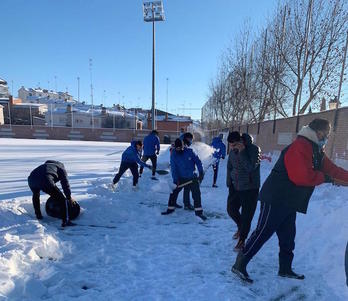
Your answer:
[227,131,241,143]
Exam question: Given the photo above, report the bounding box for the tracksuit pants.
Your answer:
[168,178,203,214]
[113,162,139,186]
[242,201,297,268]
[213,162,219,185]
[227,187,259,241]
[28,177,68,221]
[139,155,157,176]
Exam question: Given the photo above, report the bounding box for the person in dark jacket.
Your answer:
[226,131,261,252]
[232,119,348,283]
[139,130,160,180]
[211,133,226,187]
[162,138,207,220]
[345,242,348,287]
[28,160,75,227]
[112,140,151,189]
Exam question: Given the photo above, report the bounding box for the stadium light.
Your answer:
[142,1,165,130]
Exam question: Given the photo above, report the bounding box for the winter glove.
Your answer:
[324,174,333,183]
[156,151,160,155]
[198,172,204,184]
[147,164,152,170]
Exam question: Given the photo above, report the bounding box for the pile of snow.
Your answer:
[0,138,347,300]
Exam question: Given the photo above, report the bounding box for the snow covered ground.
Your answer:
[0,138,347,301]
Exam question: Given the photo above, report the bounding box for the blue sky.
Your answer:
[2,0,280,119]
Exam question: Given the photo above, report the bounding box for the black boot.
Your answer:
[184,204,194,211]
[161,209,175,215]
[278,253,305,280]
[174,203,183,209]
[195,211,207,221]
[231,252,253,283]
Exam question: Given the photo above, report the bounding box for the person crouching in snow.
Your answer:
[232,118,348,283]
[112,140,151,190]
[28,160,76,227]
[162,138,207,220]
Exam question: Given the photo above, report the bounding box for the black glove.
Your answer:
[324,174,333,183]
[156,151,160,155]
[198,172,204,183]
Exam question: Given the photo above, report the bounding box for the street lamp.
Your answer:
[142,1,165,130]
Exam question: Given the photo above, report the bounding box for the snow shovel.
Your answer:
[169,180,193,191]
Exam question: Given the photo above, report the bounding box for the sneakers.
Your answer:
[278,269,305,280]
[174,203,183,209]
[161,209,175,215]
[212,184,218,188]
[234,239,245,252]
[184,204,194,211]
[232,230,240,240]
[195,211,207,221]
[109,183,117,192]
[151,176,159,181]
[132,185,139,191]
[231,252,253,283]
[61,220,76,227]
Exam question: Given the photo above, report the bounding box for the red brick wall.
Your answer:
[0,125,187,144]
[222,108,348,160]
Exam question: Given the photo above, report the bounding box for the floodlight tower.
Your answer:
[142,1,165,130]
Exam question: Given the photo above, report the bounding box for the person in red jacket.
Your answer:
[232,118,348,283]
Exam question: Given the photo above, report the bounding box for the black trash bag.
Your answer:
[45,197,80,220]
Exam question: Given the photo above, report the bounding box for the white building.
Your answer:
[46,106,103,128]
[18,86,75,104]
[0,78,10,98]
[0,105,4,125]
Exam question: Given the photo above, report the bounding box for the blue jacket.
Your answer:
[170,148,203,184]
[122,141,148,168]
[143,133,160,156]
[211,137,226,160]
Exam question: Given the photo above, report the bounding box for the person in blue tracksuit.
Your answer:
[113,140,151,187]
[211,133,226,187]
[139,130,160,180]
[162,138,207,220]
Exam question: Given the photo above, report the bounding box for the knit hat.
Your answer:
[227,131,241,143]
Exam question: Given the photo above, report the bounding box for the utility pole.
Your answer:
[77,77,80,102]
[166,77,169,114]
[89,58,94,130]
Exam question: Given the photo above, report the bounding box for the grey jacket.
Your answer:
[226,134,261,191]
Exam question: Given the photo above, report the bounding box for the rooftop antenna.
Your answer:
[89,58,94,129]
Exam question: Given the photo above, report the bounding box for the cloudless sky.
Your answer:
[2,0,283,119]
